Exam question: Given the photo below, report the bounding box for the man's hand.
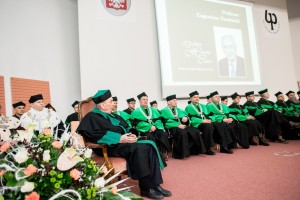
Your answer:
[150,126,157,132]
[202,119,212,124]
[181,117,188,123]
[247,116,255,120]
[178,124,186,129]
[223,118,233,124]
[120,133,138,143]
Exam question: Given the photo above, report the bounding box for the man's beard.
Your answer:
[289,97,299,104]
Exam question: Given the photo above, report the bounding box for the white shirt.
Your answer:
[20,107,61,132]
[228,59,237,77]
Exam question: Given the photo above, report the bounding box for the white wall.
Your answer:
[0,0,81,120]
[78,0,298,109]
[287,0,300,83]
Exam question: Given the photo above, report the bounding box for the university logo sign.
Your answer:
[101,0,131,16]
[263,10,280,34]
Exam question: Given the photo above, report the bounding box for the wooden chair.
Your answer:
[77,97,127,180]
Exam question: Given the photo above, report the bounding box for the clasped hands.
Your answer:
[120,133,138,143]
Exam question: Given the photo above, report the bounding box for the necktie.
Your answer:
[144,108,149,116]
[230,62,236,77]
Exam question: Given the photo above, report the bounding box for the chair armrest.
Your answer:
[85,142,114,175]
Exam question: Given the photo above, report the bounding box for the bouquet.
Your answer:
[0,122,142,200]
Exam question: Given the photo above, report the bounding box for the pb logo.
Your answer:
[263,10,280,34]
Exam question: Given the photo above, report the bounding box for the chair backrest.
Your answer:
[79,97,95,121]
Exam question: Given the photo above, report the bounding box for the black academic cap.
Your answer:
[206,95,211,99]
[189,91,199,98]
[137,92,147,100]
[245,91,254,97]
[275,91,283,97]
[297,91,300,95]
[29,94,43,103]
[210,91,219,97]
[126,98,136,103]
[166,94,176,101]
[71,100,80,107]
[112,96,118,101]
[285,91,295,96]
[258,88,268,95]
[92,90,112,104]
[12,101,26,108]
[230,92,240,99]
[221,96,228,101]
[150,100,157,106]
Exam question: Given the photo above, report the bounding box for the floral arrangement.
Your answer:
[0,122,142,200]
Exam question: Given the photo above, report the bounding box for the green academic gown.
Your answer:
[131,106,171,153]
[229,103,263,137]
[161,106,205,158]
[207,102,249,148]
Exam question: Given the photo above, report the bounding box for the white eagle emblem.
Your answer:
[102,0,131,16]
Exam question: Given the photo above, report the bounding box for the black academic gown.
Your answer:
[229,103,263,137]
[244,101,287,141]
[77,111,164,190]
[123,108,133,115]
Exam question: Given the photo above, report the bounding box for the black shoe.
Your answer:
[205,150,216,155]
[154,185,172,197]
[249,140,258,146]
[220,147,233,154]
[278,138,288,144]
[258,138,270,146]
[141,188,164,199]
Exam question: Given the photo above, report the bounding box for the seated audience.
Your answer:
[131,92,171,160]
[161,94,206,159]
[221,96,228,105]
[123,97,136,114]
[77,89,172,199]
[65,100,80,126]
[112,96,132,126]
[20,94,61,133]
[207,91,249,149]
[229,92,269,146]
[12,101,26,120]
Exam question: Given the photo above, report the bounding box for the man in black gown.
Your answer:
[77,90,171,199]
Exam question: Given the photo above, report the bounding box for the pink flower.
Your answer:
[0,170,5,177]
[25,191,40,200]
[24,164,37,176]
[0,143,10,152]
[43,128,52,136]
[70,168,80,180]
[52,141,62,149]
[111,186,118,195]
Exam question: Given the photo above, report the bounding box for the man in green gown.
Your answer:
[161,94,206,159]
[229,92,269,146]
[207,91,249,149]
[77,90,171,199]
[131,92,171,160]
[186,91,233,154]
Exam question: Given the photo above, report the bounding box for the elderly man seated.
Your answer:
[77,90,172,200]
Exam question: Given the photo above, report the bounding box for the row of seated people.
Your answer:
[1,89,300,200]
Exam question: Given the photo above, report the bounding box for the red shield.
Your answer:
[105,0,127,10]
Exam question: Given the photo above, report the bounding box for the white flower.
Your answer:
[40,120,51,129]
[94,177,105,188]
[14,148,29,164]
[84,148,93,159]
[43,150,51,162]
[21,181,35,193]
[60,132,71,144]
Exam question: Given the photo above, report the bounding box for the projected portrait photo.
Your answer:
[215,28,247,78]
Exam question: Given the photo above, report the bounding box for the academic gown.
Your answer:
[184,103,215,151]
[65,112,79,124]
[77,108,165,189]
[161,106,206,159]
[113,110,133,127]
[123,108,134,115]
[276,100,300,122]
[244,100,288,141]
[131,107,171,153]
[229,103,263,137]
[207,102,249,148]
